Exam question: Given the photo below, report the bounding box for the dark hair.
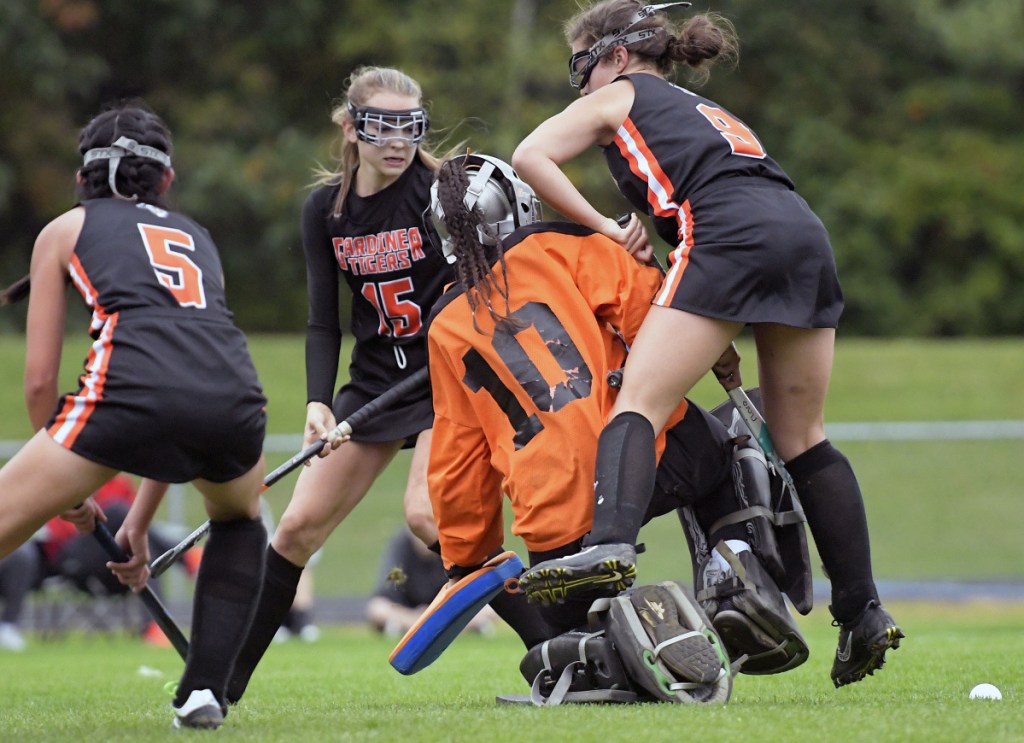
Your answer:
[565,0,738,85]
[435,158,519,334]
[77,101,172,205]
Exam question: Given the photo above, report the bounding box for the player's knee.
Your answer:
[404,509,437,547]
[271,514,323,565]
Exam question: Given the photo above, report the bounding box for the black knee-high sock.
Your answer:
[488,589,557,649]
[585,412,656,546]
[175,517,266,709]
[787,440,879,623]
[225,545,303,704]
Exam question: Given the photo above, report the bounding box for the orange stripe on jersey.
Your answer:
[655,200,694,307]
[48,312,118,448]
[68,253,110,334]
[614,118,688,243]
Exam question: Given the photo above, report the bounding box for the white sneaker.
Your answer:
[172,688,224,730]
[0,622,26,652]
[298,624,321,643]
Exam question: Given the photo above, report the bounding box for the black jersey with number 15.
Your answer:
[301,159,452,403]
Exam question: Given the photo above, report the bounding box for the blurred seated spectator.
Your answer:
[366,527,498,637]
[0,541,37,651]
[0,474,198,650]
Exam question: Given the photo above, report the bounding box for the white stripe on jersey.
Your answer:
[49,318,113,444]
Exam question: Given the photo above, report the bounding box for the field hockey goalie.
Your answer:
[502,582,732,706]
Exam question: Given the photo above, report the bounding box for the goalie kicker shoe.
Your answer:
[629,584,723,684]
[172,688,224,730]
[519,543,637,605]
[831,600,904,688]
[697,542,809,675]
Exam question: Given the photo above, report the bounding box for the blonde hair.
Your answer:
[313,66,446,216]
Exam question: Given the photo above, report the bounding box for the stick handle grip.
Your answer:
[712,343,742,391]
[92,520,190,660]
[333,366,430,433]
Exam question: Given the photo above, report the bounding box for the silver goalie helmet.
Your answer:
[428,153,543,265]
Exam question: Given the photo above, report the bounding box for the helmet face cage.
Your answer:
[427,154,542,265]
[348,104,429,147]
[568,1,692,89]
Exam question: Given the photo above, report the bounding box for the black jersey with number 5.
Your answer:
[48,198,266,483]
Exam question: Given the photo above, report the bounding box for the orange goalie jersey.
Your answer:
[427,222,687,570]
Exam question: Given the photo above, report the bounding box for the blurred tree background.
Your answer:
[1,0,1021,336]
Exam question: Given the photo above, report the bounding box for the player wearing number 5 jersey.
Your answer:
[48,197,267,480]
[512,0,902,688]
[0,102,268,729]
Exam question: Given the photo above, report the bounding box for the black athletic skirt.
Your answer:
[655,178,844,328]
[332,368,433,449]
[47,310,266,483]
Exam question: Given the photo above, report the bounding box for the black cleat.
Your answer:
[831,600,905,688]
[519,543,636,605]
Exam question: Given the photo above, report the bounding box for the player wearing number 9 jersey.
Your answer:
[0,102,268,729]
[512,0,902,687]
[424,154,759,638]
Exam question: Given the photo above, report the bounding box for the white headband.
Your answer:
[82,135,171,198]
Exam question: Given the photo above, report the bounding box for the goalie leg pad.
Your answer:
[700,541,809,675]
[591,582,732,704]
[708,389,814,615]
[517,630,639,706]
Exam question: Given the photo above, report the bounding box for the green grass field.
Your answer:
[3,602,1022,742]
[0,334,1022,739]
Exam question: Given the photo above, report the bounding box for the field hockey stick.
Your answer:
[711,343,797,494]
[0,274,30,305]
[148,520,211,577]
[91,519,190,660]
[149,366,431,577]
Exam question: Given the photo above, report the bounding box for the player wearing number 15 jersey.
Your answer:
[227,69,552,706]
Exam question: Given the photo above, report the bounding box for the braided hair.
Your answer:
[77,102,172,205]
[435,158,520,334]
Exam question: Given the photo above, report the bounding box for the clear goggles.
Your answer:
[348,104,429,147]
